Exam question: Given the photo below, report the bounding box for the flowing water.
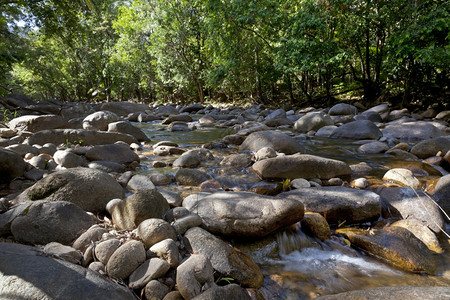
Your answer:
[136,121,450,299]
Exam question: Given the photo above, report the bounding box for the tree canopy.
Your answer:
[1,0,448,108]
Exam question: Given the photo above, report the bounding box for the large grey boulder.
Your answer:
[382,121,443,141]
[252,154,351,180]
[279,187,381,225]
[0,242,135,300]
[183,191,304,238]
[0,148,26,183]
[185,227,263,288]
[293,111,334,133]
[410,136,450,158]
[85,142,140,164]
[10,200,94,245]
[432,174,450,219]
[330,120,382,140]
[14,167,124,213]
[108,121,150,142]
[83,110,119,131]
[111,189,170,230]
[8,114,67,132]
[26,129,138,146]
[239,130,304,155]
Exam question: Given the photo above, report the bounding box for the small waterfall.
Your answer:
[276,223,321,255]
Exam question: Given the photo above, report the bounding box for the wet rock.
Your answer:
[26,129,138,146]
[376,187,445,234]
[382,168,420,188]
[239,130,304,155]
[192,284,251,300]
[279,186,381,225]
[430,174,450,221]
[337,226,436,274]
[0,242,135,300]
[220,154,252,168]
[53,150,85,168]
[410,136,450,159]
[252,154,351,181]
[176,254,214,300]
[330,120,382,140]
[185,227,263,288]
[358,141,389,154]
[85,142,139,165]
[10,200,94,245]
[175,168,211,186]
[169,121,191,132]
[293,112,334,133]
[392,219,443,253]
[0,148,26,183]
[385,149,418,160]
[183,191,304,238]
[106,240,146,280]
[137,218,177,248]
[111,189,169,230]
[72,225,108,252]
[382,121,443,141]
[95,239,121,265]
[129,258,171,289]
[43,242,83,264]
[108,121,150,142]
[329,103,358,115]
[126,174,156,191]
[15,167,124,213]
[144,280,171,300]
[8,114,67,132]
[83,111,119,131]
[148,238,180,268]
[301,212,331,241]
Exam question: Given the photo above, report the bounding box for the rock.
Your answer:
[185,227,263,288]
[173,152,201,168]
[95,239,121,265]
[391,219,443,253]
[72,225,108,252]
[88,261,106,274]
[337,227,436,274]
[83,111,119,131]
[111,189,170,230]
[8,114,67,132]
[279,187,381,225]
[108,121,150,142]
[10,200,95,245]
[183,191,304,238]
[316,286,450,300]
[328,103,357,115]
[191,284,251,300]
[290,178,311,189]
[432,174,450,219]
[154,105,179,116]
[100,102,150,116]
[172,214,203,235]
[376,187,445,234]
[249,181,282,195]
[158,189,183,207]
[0,148,26,183]
[220,154,252,168]
[239,130,304,155]
[162,114,193,124]
[26,129,138,146]
[53,150,85,168]
[315,125,338,137]
[360,110,383,123]
[382,121,443,141]
[144,280,171,300]
[222,134,246,145]
[385,149,418,160]
[176,254,214,300]
[180,103,204,113]
[106,240,146,280]
[129,258,171,289]
[330,120,382,140]
[148,238,180,268]
[382,168,420,188]
[357,141,389,154]
[175,168,211,186]
[293,112,334,133]
[0,127,17,138]
[85,142,139,165]
[410,136,450,159]
[149,173,171,185]
[43,242,83,264]
[126,174,156,191]
[168,121,191,132]
[27,154,48,170]
[351,177,369,189]
[300,212,331,241]
[15,167,124,213]
[136,113,160,122]
[254,147,277,161]
[88,161,126,173]
[252,154,351,181]
[364,104,390,121]
[0,242,135,299]
[5,143,39,157]
[137,218,177,248]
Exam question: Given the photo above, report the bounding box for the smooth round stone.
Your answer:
[352,178,369,189]
[137,218,176,248]
[290,178,311,189]
[382,168,420,188]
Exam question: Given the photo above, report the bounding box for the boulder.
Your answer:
[43,242,83,264]
[239,130,304,155]
[279,187,381,225]
[183,191,304,238]
[26,129,138,146]
[175,169,211,186]
[0,148,26,183]
[111,189,170,230]
[106,240,146,280]
[337,227,436,274]
[382,168,420,188]
[53,150,85,168]
[220,154,252,168]
[100,102,149,116]
[173,151,201,168]
[293,112,334,133]
[88,161,126,173]
[410,137,450,159]
[176,254,214,300]
[330,120,382,140]
[185,227,263,288]
[126,174,156,191]
[0,242,135,300]
[382,121,443,141]
[108,121,150,142]
[300,212,331,241]
[180,103,204,113]
[83,111,119,131]
[391,219,443,253]
[15,167,124,213]
[432,174,450,219]
[85,142,139,164]
[252,154,351,181]
[7,114,67,132]
[154,105,179,116]
[10,200,94,245]
[136,218,177,248]
[357,141,389,154]
[328,103,358,115]
[162,114,193,124]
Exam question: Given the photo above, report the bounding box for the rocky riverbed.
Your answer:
[0,95,449,299]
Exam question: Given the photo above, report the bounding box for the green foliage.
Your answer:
[0,108,19,124]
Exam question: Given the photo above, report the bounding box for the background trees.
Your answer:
[1,0,448,108]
